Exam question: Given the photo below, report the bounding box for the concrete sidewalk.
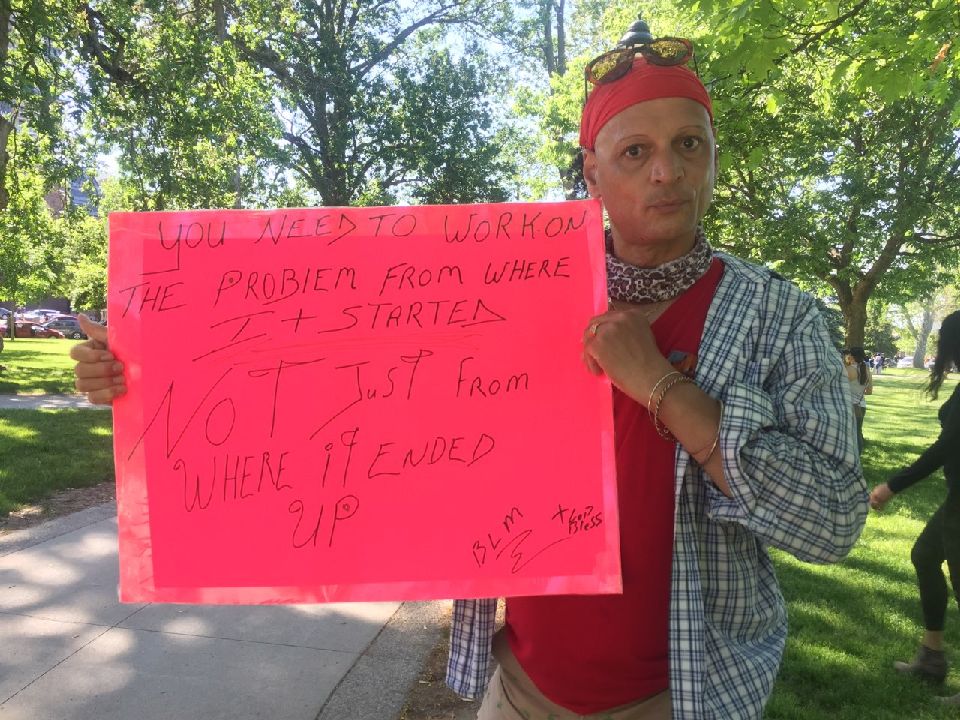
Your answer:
[0,394,106,410]
[0,505,447,720]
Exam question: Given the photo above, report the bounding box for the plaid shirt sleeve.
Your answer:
[670,256,868,719]
[699,258,868,563]
[445,598,497,698]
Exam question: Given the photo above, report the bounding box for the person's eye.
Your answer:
[624,144,644,158]
[679,136,702,151]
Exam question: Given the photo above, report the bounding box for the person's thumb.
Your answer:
[78,314,108,346]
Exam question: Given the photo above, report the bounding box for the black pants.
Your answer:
[854,405,865,454]
[913,494,960,631]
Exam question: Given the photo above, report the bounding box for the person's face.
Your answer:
[582,97,717,258]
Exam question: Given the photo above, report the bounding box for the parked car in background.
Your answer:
[22,309,62,324]
[896,357,915,369]
[14,322,65,339]
[43,316,86,339]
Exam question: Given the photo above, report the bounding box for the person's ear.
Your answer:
[582,149,601,199]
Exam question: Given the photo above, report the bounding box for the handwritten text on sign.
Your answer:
[109,202,620,604]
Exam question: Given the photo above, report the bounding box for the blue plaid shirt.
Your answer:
[446,253,868,719]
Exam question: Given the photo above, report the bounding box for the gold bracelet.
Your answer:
[692,400,724,465]
[647,371,684,416]
[652,374,694,440]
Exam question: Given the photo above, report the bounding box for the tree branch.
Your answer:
[282,130,325,186]
[777,0,871,63]
[352,3,464,76]
[77,3,144,91]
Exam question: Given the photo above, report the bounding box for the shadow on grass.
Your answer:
[768,433,960,719]
[0,375,76,395]
[0,410,114,514]
[769,549,960,719]
[0,337,80,394]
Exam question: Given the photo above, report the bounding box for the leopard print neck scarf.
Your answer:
[606,226,713,304]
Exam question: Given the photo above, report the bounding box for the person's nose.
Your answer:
[649,148,684,183]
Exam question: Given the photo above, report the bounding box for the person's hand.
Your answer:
[869,483,894,511]
[70,314,125,405]
[582,307,674,405]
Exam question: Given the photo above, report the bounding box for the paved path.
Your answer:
[0,508,449,719]
[0,394,106,410]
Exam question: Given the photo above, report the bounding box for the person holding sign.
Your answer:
[446,19,867,720]
[71,17,866,720]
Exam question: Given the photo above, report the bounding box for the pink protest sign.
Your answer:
[108,201,619,603]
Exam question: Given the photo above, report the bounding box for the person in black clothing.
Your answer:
[871,310,960,700]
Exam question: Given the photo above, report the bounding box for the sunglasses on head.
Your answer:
[583,37,695,101]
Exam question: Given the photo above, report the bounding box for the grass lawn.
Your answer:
[0,409,114,515]
[768,368,960,719]
[0,337,85,394]
[0,337,115,515]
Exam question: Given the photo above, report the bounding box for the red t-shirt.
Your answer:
[505,259,724,714]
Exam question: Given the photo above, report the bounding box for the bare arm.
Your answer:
[582,308,729,495]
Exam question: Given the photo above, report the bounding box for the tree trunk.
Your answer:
[0,1,12,212]
[211,0,243,208]
[837,285,868,349]
[540,0,554,76]
[914,307,934,368]
[0,115,11,211]
[554,0,566,75]
[213,0,226,38]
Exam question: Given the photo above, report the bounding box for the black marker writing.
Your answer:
[145,220,226,275]
[288,494,360,548]
[316,299,506,333]
[378,263,463,296]
[127,369,233,461]
[179,450,291,512]
[367,432,496,478]
[552,503,603,535]
[214,266,357,307]
[456,357,529,399]
[483,256,571,285]
[118,280,186,318]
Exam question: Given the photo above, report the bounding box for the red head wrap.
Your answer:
[579,57,713,150]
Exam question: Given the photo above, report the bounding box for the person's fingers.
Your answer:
[582,310,623,344]
[70,315,123,405]
[868,487,889,511]
[583,317,604,344]
[581,350,603,376]
[69,341,114,363]
[75,373,126,393]
[76,371,126,401]
[78,314,108,346]
[583,322,601,345]
[83,385,126,405]
[75,360,124,380]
